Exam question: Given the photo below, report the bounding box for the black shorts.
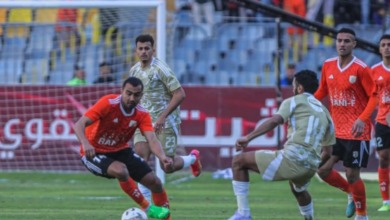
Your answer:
[81,148,152,182]
[332,138,370,168]
[375,122,390,151]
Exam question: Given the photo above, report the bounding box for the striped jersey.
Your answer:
[277,93,335,169]
[371,62,390,125]
[129,57,182,128]
[81,94,153,155]
[315,56,375,140]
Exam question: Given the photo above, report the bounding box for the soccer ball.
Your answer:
[121,207,148,220]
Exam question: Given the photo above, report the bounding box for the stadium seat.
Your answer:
[26,24,55,55]
[7,8,32,38]
[0,59,23,84]
[35,9,58,23]
[1,37,27,59]
[22,59,49,84]
[0,8,6,38]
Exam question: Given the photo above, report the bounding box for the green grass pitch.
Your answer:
[0,171,387,219]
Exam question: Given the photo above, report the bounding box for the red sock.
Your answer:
[350,179,366,216]
[118,178,149,209]
[152,190,170,208]
[378,167,390,201]
[322,169,350,193]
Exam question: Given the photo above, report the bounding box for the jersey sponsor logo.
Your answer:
[381,95,390,103]
[98,138,117,146]
[349,75,357,84]
[129,120,137,127]
[113,118,118,123]
[331,98,356,106]
[329,74,334,79]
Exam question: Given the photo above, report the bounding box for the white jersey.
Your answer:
[277,93,336,169]
[129,57,182,128]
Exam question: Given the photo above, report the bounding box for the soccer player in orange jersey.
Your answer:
[73,77,172,219]
[315,28,378,220]
[372,34,390,212]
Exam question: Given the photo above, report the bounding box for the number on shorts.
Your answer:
[376,137,383,148]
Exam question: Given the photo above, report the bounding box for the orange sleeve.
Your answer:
[84,96,109,122]
[314,65,328,100]
[358,67,378,122]
[138,112,154,133]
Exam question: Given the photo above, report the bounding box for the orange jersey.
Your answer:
[80,94,153,155]
[372,62,390,125]
[315,57,376,140]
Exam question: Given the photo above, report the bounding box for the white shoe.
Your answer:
[228,210,252,220]
[354,215,368,220]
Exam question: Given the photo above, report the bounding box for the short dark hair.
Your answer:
[99,62,111,68]
[379,34,390,42]
[122,76,144,91]
[294,70,319,94]
[337,28,356,37]
[74,65,82,71]
[135,34,155,47]
[287,63,296,69]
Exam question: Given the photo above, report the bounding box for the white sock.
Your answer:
[181,154,196,169]
[138,183,152,203]
[384,200,390,205]
[232,180,250,217]
[299,202,313,217]
[348,193,353,204]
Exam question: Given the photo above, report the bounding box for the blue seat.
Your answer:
[22,59,49,84]
[0,59,23,84]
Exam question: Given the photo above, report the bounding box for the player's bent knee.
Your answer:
[163,167,174,174]
[316,167,329,179]
[292,182,310,193]
[232,154,245,169]
[108,161,129,180]
[141,173,163,192]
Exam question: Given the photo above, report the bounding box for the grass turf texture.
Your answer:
[0,171,387,220]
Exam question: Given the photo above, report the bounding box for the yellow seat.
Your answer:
[35,9,58,23]
[0,8,7,36]
[7,8,32,37]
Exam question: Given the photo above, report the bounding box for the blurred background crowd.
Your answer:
[0,0,389,86]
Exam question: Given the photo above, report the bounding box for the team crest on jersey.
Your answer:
[352,151,359,158]
[113,118,118,123]
[129,120,137,127]
[349,75,357,84]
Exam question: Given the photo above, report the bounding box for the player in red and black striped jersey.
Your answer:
[315,28,378,220]
[74,77,172,219]
[371,34,390,212]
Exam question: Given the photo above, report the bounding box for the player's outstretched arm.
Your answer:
[143,131,173,169]
[155,87,186,134]
[236,115,283,151]
[319,145,332,168]
[74,116,95,159]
